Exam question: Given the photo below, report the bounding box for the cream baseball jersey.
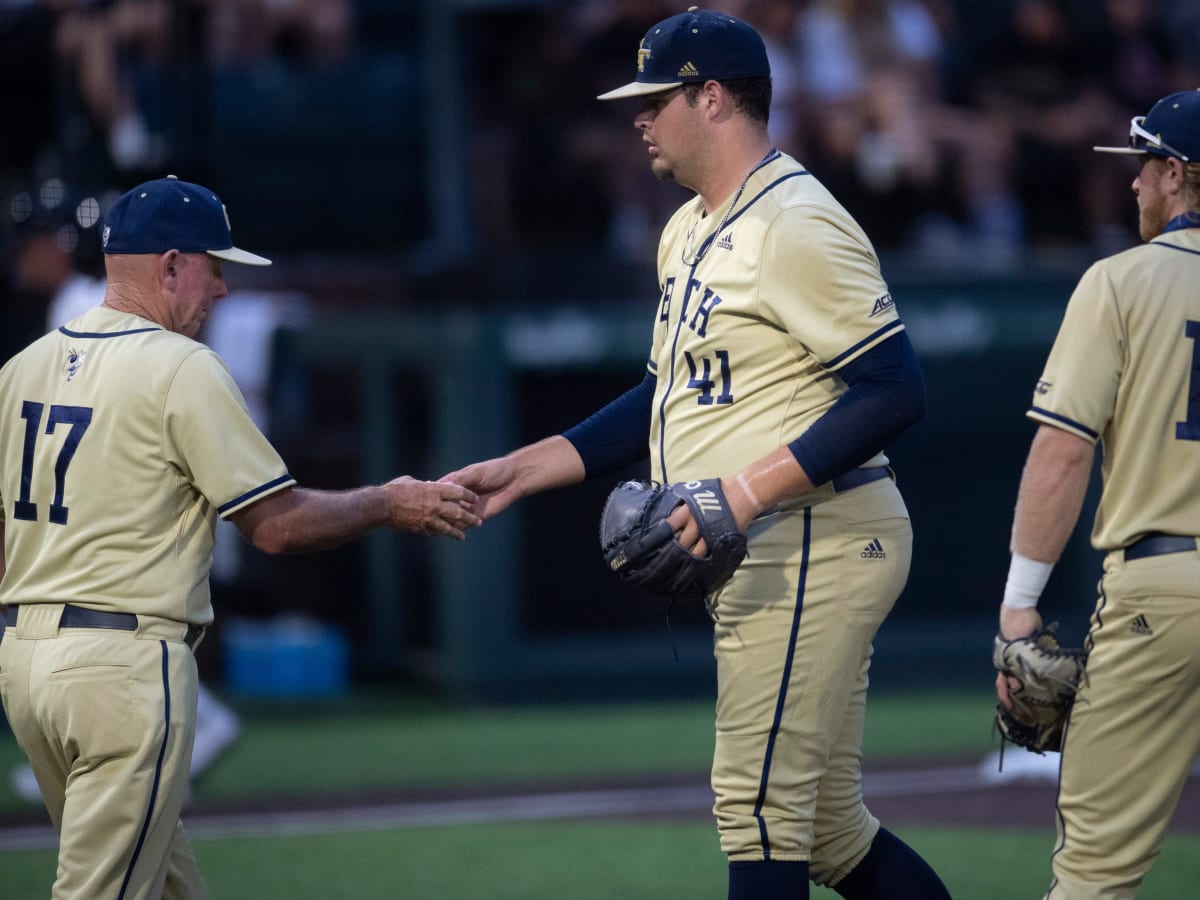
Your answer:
[1028,227,1200,550]
[648,150,903,484]
[0,305,295,623]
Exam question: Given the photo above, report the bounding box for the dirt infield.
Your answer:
[2,755,1197,851]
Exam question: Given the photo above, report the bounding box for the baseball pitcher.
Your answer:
[443,9,950,899]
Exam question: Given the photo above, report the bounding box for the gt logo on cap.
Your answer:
[637,41,651,73]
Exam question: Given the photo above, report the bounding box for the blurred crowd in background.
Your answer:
[4,0,1200,350]
[484,0,1200,263]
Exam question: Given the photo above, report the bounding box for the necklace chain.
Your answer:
[681,148,779,267]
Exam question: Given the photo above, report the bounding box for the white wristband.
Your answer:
[1002,552,1054,609]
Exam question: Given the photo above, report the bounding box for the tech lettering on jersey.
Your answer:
[688,285,722,337]
[660,277,676,323]
[662,275,724,332]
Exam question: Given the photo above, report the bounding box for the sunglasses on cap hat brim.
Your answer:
[1093,115,1190,162]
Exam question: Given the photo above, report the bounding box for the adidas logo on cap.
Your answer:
[677,61,699,77]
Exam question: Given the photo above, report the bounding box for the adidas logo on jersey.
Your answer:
[717,232,733,251]
[1130,614,1153,636]
[869,293,894,317]
[677,62,699,77]
[861,539,886,559]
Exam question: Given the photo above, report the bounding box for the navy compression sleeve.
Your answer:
[788,331,926,486]
[562,371,654,478]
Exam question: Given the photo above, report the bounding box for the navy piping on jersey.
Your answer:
[824,320,905,370]
[1049,581,1105,892]
[738,170,812,215]
[1151,241,1200,258]
[656,169,812,481]
[218,474,294,515]
[59,325,160,339]
[1029,407,1100,441]
[695,169,812,260]
[752,505,812,857]
[118,641,171,900]
[659,278,701,480]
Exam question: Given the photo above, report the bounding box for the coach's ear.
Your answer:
[158,249,181,289]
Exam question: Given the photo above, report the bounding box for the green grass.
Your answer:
[193,697,721,800]
[3,823,1200,899]
[192,688,998,802]
[0,691,725,810]
[0,688,1000,811]
[8,689,1183,898]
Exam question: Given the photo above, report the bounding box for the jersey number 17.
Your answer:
[13,400,93,526]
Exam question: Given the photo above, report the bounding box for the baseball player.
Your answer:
[443,10,949,899]
[0,175,480,899]
[996,89,1200,899]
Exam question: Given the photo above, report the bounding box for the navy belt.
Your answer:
[830,466,892,493]
[3,604,205,649]
[1123,533,1197,561]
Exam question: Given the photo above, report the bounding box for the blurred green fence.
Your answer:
[252,269,1102,701]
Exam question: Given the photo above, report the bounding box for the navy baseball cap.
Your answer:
[597,6,770,101]
[101,175,271,265]
[1094,90,1200,163]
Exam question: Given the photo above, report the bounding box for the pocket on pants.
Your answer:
[47,664,139,758]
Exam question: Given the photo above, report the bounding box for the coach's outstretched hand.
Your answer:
[384,476,481,539]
